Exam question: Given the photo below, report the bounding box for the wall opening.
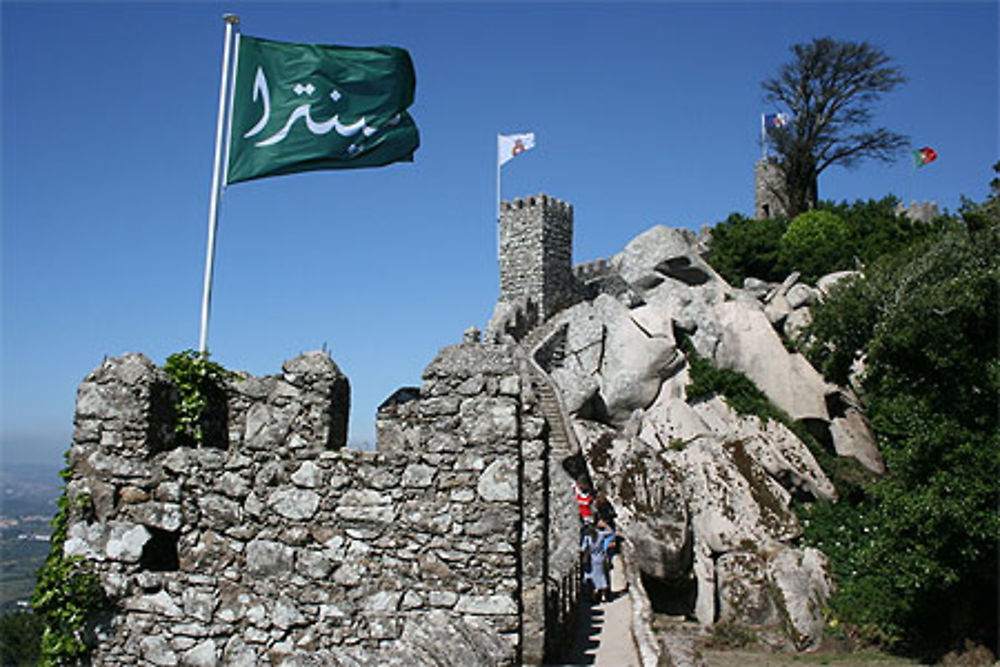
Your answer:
[140,527,179,572]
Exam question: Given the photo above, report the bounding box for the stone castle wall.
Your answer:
[499,194,577,320]
[63,344,579,665]
[376,339,582,664]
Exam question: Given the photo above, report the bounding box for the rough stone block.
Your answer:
[455,594,518,615]
[105,522,151,563]
[268,488,320,521]
[476,458,518,502]
[245,539,294,577]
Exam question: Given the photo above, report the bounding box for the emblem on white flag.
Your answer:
[498,132,535,166]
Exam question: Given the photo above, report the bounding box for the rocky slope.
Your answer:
[490,224,882,650]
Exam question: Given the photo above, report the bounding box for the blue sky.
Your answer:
[2,1,997,468]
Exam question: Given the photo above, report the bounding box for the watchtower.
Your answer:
[499,194,575,320]
[755,157,788,219]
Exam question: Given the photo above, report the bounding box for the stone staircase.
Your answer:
[515,316,673,667]
[530,365,575,457]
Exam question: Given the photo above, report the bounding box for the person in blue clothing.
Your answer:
[600,518,618,576]
[581,519,614,603]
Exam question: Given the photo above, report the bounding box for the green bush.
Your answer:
[163,350,235,445]
[778,209,853,282]
[706,213,787,285]
[705,197,946,290]
[684,340,777,419]
[822,196,946,265]
[798,210,999,654]
[799,272,873,386]
[31,458,106,666]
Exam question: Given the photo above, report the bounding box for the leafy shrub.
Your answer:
[822,195,946,265]
[681,335,869,498]
[706,213,787,285]
[705,196,944,290]
[684,341,777,419]
[800,273,873,386]
[797,209,999,655]
[778,209,853,282]
[163,350,235,445]
[31,459,106,665]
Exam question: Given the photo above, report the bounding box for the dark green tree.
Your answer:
[763,38,909,217]
[777,209,852,282]
[705,213,787,285]
[960,160,1000,233]
[799,184,999,654]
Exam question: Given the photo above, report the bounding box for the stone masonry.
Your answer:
[377,338,581,665]
[499,194,577,321]
[64,343,579,665]
[754,157,787,219]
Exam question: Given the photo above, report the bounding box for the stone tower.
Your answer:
[755,157,788,219]
[499,194,576,320]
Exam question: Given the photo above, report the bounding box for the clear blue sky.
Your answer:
[2,2,997,468]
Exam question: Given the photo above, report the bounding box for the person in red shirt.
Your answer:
[574,479,594,524]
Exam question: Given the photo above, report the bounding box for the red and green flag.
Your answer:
[226,36,420,184]
[912,146,938,167]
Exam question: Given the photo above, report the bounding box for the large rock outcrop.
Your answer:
[528,223,882,650]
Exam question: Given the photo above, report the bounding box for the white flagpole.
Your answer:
[222,31,241,188]
[199,13,240,355]
[761,114,766,160]
[497,140,501,222]
[496,134,502,261]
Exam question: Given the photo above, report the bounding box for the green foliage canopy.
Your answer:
[707,196,939,288]
[799,205,999,653]
[705,213,787,285]
[778,210,852,283]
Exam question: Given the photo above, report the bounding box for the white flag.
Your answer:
[498,132,535,167]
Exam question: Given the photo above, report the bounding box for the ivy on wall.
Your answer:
[31,458,106,666]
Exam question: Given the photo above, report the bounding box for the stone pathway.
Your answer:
[564,554,641,666]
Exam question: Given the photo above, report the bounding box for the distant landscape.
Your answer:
[0,462,62,611]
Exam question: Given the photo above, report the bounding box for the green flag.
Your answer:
[226,35,419,184]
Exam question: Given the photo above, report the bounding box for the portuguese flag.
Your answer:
[913,146,938,167]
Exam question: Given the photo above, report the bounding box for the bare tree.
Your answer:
[763,37,909,217]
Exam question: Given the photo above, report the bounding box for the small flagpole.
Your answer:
[199,13,240,355]
[496,134,502,261]
[761,114,766,160]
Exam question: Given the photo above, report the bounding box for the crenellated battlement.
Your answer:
[572,258,612,282]
[501,193,574,217]
[61,346,580,666]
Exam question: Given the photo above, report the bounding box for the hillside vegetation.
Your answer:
[705,167,999,659]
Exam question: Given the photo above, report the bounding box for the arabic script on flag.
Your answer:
[227,36,420,184]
